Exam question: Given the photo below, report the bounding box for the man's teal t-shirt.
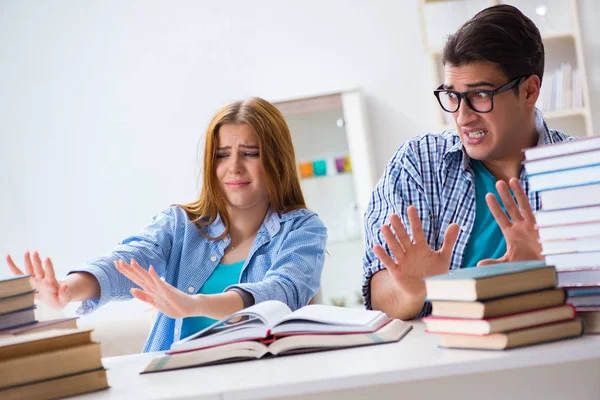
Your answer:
[462,160,507,268]
[180,260,245,339]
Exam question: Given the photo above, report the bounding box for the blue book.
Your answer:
[424,261,556,301]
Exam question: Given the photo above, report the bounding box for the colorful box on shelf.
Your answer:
[299,156,352,179]
[335,156,352,173]
[299,162,314,178]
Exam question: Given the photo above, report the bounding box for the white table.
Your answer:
[78,323,600,400]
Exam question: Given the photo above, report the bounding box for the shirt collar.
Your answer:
[206,207,281,239]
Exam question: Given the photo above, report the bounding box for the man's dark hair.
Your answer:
[442,4,545,85]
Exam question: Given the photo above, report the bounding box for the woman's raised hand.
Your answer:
[6,251,71,309]
[115,259,200,319]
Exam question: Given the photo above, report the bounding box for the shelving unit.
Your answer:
[419,0,594,137]
[273,91,376,307]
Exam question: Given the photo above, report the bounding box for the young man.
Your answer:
[362,5,575,320]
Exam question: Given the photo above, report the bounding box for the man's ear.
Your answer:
[523,75,541,108]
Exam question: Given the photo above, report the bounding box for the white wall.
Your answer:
[0,0,598,321]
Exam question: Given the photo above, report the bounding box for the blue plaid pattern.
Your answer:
[71,206,327,352]
[362,110,574,316]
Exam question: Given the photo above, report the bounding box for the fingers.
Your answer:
[407,206,426,245]
[23,252,35,276]
[485,193,511,230]
[115,260,154,293]
[6,254,25,275]
[510,178,536,222]
[477,258,499,267]
[496,180,523,223]
[372,244,400,272]
[389,214,413,250]
[147,266,167,292]
[381,225,406,263]
[32,252,46,280]
[44,257,57,282]
[130,260,158,292]
[130,288,157,307]
[440,223,460,256]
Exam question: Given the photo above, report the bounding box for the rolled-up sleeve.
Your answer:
[69,207,177,314]
[231,214,327,311]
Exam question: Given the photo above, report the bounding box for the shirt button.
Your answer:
[211,255,217,262]
[174,328,179,335]
[461,225,467,232]
[188,286,195,293]
[223,238,228,242]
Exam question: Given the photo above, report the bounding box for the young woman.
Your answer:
[6,97,327,352]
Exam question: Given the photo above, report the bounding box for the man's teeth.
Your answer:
[467,130,487,138]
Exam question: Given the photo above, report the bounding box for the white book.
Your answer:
[541,236,600,254]
[525,149,600,175]
[538,220,600,241]
[536,205,600,227]
[523,136,600,162]
[573,68,583,109]
[528,164,600,192]
[563,63,573,109]
[539,182,600,211]
[545,251,600,270]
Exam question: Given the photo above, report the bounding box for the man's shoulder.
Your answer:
[391,130,461,164]
[547,129,577,143]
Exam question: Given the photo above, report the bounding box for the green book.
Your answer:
[424,261,556,301]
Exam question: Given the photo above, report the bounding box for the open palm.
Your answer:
[373,206,460,298]
[115,259,199,319]
[478,178,543,266]
[6,251,70,309]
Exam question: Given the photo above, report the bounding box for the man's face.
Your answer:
[443,61,537,162]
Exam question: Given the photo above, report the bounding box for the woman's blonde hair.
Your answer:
[178,97,306,240]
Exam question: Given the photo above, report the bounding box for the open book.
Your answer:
[142,301,412,373]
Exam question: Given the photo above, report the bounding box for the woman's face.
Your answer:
[215,123,270,213]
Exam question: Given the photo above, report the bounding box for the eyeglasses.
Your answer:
[433,76,528,114]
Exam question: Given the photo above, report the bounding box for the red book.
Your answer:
[423,304,576,335]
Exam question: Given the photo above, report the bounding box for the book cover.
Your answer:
[426,261,549,281]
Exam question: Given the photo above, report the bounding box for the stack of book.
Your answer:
[0,276,36,331]
[0,329,108,399]
[524,136,600,334]
[0,276,78,336]
[422,261,583,350]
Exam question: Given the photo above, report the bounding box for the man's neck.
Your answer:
[482,115,539,182]
[226,203,269,242]
[481,157,524,182]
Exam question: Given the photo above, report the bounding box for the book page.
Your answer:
[271,305,388,335]
[169,301,292,352]
[267,319,412,356]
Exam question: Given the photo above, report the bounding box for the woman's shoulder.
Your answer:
[146,205,201,231]
[276,208,325,229]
